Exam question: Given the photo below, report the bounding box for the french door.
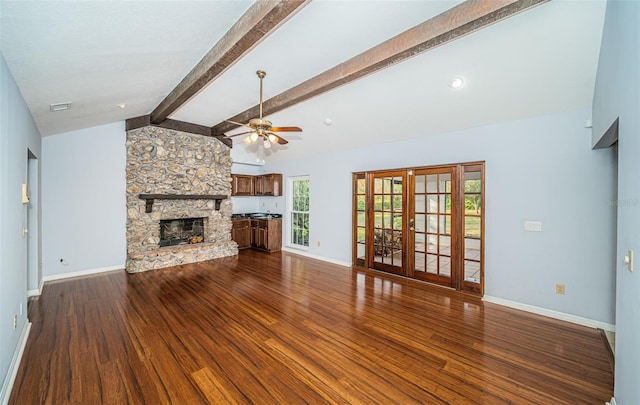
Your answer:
[407,166,458,288]
[353,162,484,294]
[368,171,406,276]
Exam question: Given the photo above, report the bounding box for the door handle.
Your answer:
[409,219,415,231]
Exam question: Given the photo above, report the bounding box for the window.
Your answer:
[289,176,309,248]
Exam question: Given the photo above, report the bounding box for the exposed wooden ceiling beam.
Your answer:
[126,115,232,148]
[150,0,309,125]
[212,0,548,135]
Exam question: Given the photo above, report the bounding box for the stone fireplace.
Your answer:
[125,125,238,273]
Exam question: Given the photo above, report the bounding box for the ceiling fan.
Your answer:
[225,70,302,148]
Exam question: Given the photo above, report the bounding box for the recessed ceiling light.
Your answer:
[449,77,465,89]
[324,118,333,126]
[117,103,127,109]
[49,102,71,112]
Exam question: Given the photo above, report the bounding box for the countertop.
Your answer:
[232,213,282,220]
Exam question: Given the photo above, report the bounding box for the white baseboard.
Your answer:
[26,278,44,298]
[483,295,616,332]
[26,289,39,298]
[606,397,616,405]
[281,247,351,268]
[0,321,31,405]
[42,264,124,284]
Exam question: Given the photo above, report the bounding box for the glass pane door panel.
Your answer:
[426,254,438,274]
[426,175,437,192]
[462,167,483,293]
[393,214,403,230]
[415,175,426,193]
[439,236,451,256]
[370,172,405,276]
[464,238,481,260]
[439,215,451,234]
[415,195,425,212]
[427,215,438,233]
[439,258,451,277]
[393,195,403,211]
[353,173,367,267]
[415,214,425,232]
[464,260,480,283]
[415,252,425,272]
[415,233,425,250]
[427,194,438,213]
[439,174,452,192]
[439,194,451,213]
[427,234,437,253]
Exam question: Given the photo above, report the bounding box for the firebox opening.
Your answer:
[159,217,205,247]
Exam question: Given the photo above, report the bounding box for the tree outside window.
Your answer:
[291,177,309,247]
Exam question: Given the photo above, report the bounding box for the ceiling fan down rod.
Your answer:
[257,70,266,120]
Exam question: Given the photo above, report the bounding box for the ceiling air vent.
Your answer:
[49,102,71,112]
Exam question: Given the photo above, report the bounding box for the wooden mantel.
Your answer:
[139,194,227,213]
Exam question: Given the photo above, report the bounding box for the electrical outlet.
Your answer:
[555,283,565,295]
[13,315,17,330]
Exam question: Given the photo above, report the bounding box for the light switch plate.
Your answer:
[524,221,542,232]
[624,249,634,272]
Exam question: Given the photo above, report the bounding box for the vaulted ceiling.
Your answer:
[0,0,606,163]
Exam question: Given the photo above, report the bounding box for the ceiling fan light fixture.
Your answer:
[224,70,301,149]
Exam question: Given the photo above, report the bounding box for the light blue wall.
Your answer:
[42,122,126,277]
[0,53,41,398]
[265,108,616,325]
[592,1,640,402]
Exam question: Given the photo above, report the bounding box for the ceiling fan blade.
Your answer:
[225,119,253,129]
[225,130,254,138]
[268,132,289,145]
[269,126,302,132]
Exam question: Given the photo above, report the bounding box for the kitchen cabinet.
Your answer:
[254,174,282,196]
[231,173,282,196]
[231,174,254,196]
[231,219,251,249]
[250,218,282,252]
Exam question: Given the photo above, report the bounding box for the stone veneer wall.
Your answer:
[126,126,237,272]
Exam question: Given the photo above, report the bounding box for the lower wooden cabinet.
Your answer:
[251,219,282,252]
[231,219,251,249]
[232,218,282,252]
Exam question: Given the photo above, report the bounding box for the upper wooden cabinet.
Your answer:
[231,173,282,196]
[231,174,254,196]
[255,174,282,196]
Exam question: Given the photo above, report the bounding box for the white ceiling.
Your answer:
[0,0,606,163]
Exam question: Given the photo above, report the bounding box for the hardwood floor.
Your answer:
[10,250,613,404]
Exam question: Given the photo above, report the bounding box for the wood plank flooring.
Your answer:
[10,250,613,404]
